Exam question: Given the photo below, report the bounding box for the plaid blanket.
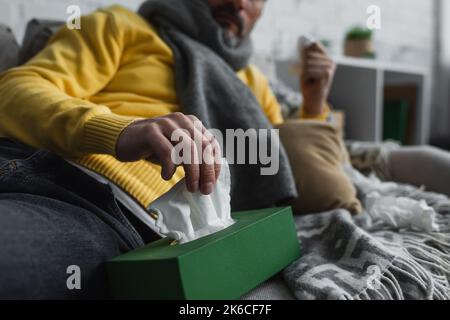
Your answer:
[283,165,450,300]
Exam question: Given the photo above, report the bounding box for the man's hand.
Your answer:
[116,113,222,195]
[300,42,336,115]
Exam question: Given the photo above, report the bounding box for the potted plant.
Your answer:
[344,26,375,58]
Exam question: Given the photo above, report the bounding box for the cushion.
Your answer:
[0,23,20,72]
[18,19,64,65]
[277,120,362,215]
[346,140,401,180]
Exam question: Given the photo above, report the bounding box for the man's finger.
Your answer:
[211,138,222,180]
[148,131,177,181]
[186,115,215,140]
[166,126,202,193]
[305,60,334,69]
[306,42,327,54]
[304,51,332,61]
[193,122,217,195]
[187,114,223,181]
[199,142,217,195]
[153,120,202,192]
[169,112,204,142]
[181,138,201,193]
[304,68,331,78]
[157,115,205,166]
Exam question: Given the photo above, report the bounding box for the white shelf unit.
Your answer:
[276,56,431,145]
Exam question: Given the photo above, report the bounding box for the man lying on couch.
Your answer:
[0,0,338,298]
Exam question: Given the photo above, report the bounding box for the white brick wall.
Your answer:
[0,0,143,42]
[254,0,434,67]
[0,0,434,68]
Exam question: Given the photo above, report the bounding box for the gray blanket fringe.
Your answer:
[284,166,450,300]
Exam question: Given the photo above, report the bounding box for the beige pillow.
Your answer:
[276,120,362,215]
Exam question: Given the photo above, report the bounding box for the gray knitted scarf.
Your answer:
[138,0,297,210]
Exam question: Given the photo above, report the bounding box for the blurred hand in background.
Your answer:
[300,42,336,115]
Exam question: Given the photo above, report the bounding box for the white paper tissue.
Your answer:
[344,164,440,233]
[148,160,235,244]
[365,192,439,233]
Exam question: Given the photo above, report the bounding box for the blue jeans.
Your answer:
[0,138,146,299]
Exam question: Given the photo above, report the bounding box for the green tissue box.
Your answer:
[107,207,301,300]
